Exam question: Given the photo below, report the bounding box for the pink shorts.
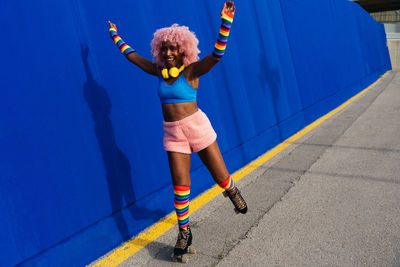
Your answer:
[163,109,217,154]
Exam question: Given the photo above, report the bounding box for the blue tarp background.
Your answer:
[0,0,390,265]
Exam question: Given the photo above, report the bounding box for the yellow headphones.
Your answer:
[162,65,185,79]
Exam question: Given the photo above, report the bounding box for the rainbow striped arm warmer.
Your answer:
[109,27,136,56]
[212,12,234,59]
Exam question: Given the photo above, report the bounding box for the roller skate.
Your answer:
[171,226,196,263]
[223,188,248,214]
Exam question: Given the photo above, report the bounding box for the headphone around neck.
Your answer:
[162,65,185,79]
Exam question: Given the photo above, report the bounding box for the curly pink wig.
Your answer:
[151,24,200,67]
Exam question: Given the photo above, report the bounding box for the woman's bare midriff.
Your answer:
[162,101,198,122]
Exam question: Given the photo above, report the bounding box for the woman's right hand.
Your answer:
[221,1,235,17]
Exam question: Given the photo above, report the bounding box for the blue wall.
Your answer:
[0,0,390,266]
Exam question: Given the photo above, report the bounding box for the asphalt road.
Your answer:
[94,71,400,267]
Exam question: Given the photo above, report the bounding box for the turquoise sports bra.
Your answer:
[158,72,197,104]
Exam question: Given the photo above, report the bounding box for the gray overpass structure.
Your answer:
[353,0,400,13]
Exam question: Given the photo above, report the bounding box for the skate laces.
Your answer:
[226,189,247,210]
[175,227,190,249]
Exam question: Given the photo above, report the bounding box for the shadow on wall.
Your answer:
[258,50,283,139]
[252,1,284,142]
[80,44,165,241]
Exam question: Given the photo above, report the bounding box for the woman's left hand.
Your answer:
[108,21,117,32]
[221,1,235,17]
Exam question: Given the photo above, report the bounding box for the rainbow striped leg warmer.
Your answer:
[109,27,135,56]
[218,175,237,194]
[212,12,234,59]
[173,185,190,230]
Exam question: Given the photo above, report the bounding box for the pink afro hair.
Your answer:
[151,24,200,67]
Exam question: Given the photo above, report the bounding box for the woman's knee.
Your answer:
[171,173,191,186]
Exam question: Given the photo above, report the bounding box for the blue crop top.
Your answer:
[158,72,197,104]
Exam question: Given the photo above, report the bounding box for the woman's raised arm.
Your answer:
[108,21,159,76]
[188,1,235,78]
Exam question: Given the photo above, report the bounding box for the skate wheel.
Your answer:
[171,253,188,263]
[222,191,228,197]
[188,245,196,254]
[180,254,188,263]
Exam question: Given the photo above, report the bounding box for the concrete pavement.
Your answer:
[91,71,400,266]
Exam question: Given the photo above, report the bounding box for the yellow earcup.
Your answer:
[169,67,180,78]
[162,68,169,79]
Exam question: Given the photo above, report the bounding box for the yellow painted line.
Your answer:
[92,71,390,266]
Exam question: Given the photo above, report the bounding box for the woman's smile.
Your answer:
[166,56,175,64]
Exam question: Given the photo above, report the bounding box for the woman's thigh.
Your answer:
[167,151,192,186]
[197,141,229,183]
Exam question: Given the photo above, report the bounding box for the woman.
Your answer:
[108,1,247,262]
